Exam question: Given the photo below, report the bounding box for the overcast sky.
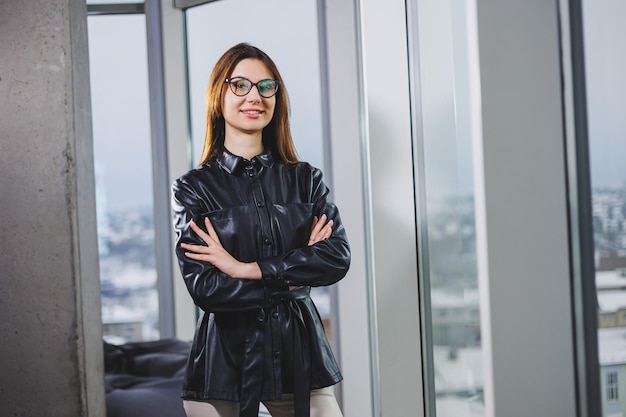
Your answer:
[583,0,626,189]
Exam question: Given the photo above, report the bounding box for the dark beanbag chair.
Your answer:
[104,338,190,417]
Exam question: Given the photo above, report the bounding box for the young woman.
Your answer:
[171,43,350,417]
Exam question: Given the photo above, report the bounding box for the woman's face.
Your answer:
[222,58,276,139]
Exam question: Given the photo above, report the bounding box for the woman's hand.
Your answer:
[308,214,333,246]
[285,214,333,291]
[182,214,333,282]
[181,218,262,280]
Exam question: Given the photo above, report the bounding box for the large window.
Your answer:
[88,12,160,343]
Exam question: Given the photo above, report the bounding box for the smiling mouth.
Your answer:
[241,110,263,115]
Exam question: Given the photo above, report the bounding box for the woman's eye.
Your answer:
[259,81,274,93]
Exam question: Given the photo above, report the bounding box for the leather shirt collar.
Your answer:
[217,148,275,175]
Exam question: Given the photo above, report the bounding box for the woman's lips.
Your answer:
[241,109,263,118]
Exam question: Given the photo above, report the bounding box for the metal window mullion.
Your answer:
[405,0,437,414]
[145,0,175,338]
[558,0,602,416]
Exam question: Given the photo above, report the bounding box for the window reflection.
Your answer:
[411,0,483,415]
[88,14,159,343]
[583,1,626,416]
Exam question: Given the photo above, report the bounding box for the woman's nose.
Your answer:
[246,86,262,102]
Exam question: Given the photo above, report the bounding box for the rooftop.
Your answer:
[596,269,626,290]
[598,327,626,366]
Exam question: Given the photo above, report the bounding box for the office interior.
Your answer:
[1,0,625,416]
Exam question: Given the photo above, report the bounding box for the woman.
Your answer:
[171,43,350,417]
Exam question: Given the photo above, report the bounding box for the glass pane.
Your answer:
[411,0,484,415]
[88,14,159,343]
[582,1,626,416]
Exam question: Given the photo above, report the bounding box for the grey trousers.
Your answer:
[182,387,343,417]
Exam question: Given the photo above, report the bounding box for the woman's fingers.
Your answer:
[187,218,223,249]
[311,215,319,230]
[182,248,207,260]
[309,214,333,246]
[310,215,321,235]
[321,219,333,239]
[309,216,321,245]
[204,217,222,246]
[183,218,252,278]
[189,220,211,244]
[311,214,326,237]
[191,214,333,251]
[183,219,219,258]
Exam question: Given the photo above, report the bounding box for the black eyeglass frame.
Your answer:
[224,77,280,98]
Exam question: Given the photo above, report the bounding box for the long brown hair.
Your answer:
[198,43,298,166]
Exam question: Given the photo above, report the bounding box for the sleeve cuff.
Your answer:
[257,257,287,288]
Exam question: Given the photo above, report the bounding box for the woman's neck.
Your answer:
[224,132,264,160]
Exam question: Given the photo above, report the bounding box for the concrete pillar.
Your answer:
[0,1,105,416]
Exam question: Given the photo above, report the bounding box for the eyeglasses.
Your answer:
[225,77,280,98]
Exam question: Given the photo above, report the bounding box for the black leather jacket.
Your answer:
[171,149,350,417]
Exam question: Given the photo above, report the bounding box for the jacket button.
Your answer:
[248,171,256,177]
[256,201,265,208]
[264,238,272,246]
[272,311,279,319]
[273,351,280,358]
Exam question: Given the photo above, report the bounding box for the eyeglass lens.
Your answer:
[228,78,278,98]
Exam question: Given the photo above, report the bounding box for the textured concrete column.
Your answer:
[0,1,105,416]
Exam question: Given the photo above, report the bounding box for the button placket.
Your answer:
[269,304,282,382]
[247,166,273,259]
[244,163,256,178]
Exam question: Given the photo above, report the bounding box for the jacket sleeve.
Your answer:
[171,178,266,312]
[256,167,351,288]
